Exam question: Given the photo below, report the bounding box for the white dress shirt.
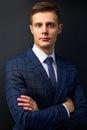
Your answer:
[32,44,57,81]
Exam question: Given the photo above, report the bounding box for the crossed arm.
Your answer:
[5,61,87,129]
[17,95,75,113]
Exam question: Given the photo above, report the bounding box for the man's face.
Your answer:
[30,12,62,52]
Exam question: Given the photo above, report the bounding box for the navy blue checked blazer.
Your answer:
[5,48,87,130]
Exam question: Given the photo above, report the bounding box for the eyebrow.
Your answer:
[34,21,55,25]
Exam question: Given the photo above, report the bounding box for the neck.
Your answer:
[43,48,54,55]
[35,44,55,55]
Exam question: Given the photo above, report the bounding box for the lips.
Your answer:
[40,38,50,41]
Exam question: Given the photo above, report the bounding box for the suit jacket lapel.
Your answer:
[24,48,56,105]
[54,54,66,104]
[24,48,52,90]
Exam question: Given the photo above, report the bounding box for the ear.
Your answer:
[57,24,63,34]
[29,25,33,34]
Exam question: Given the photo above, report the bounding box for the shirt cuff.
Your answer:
[62,103,70,117]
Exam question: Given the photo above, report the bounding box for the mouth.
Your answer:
[40,38,50,42]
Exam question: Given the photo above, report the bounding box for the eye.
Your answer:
[35,23,42,28]
[47,23,55,28]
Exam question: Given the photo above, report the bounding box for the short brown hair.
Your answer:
[30,2,61,24]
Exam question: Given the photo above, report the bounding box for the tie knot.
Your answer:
[44,57,53,65]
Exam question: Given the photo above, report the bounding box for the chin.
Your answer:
[42,42,53,47]
[42,44,53,49]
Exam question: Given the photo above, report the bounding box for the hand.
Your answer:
[17,95,39,111]
[64,98,75,113]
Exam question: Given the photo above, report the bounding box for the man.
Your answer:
[5,2,87,130]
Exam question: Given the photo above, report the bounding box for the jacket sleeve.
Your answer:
[68,67,87,128]
[5,61,69,130]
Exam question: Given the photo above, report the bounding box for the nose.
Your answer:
[42,25,48,35]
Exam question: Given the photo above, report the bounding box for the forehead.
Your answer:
[32,12,58,23]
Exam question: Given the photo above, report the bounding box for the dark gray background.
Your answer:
[0,0,87,129]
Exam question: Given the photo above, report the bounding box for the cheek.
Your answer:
[50,31,58,42]
[33,30,40,37]
[51,29,58,35]
[51,31,58,38]
[33,31,40,42]
[32,32,38,39]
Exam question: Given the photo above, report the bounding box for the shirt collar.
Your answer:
[32,44,56,63]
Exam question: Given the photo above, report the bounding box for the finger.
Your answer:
[17,96,33,104]
[18,102,31,107]
[18,95,36,106]
[18,101,39,111]
[17,98,35,108]
[23,107,33,111]
[20,95,35,104]
[18,102,35,111]
[18,101,35,109]
[17,97,30,103]
[20,95,31,100]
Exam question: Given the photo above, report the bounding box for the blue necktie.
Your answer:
[45,57,56,87]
